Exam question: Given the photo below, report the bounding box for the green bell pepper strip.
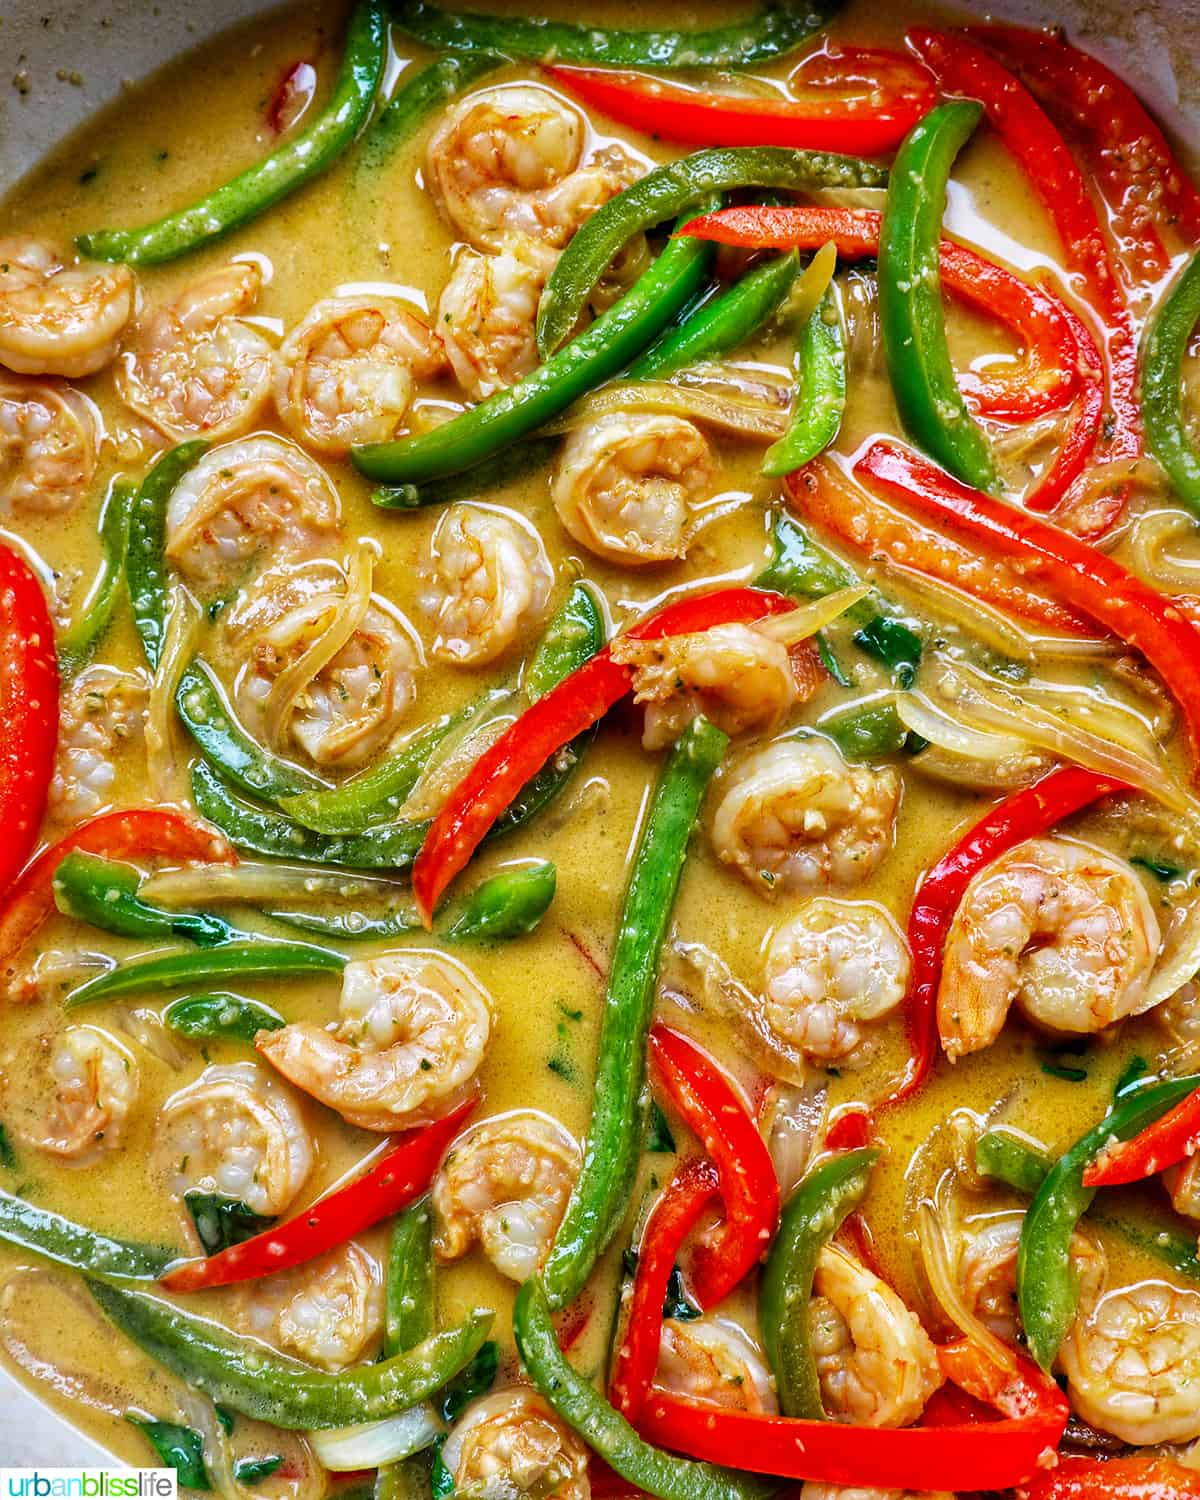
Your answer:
[53,851,237,948]
[759,1147,878,1419]
[57,481,135,678]
[541,715,729,1311]
[514,1278,773,1500]
[629,253,800,382]
[446,861,556,941]
[266,905,419,942]
[127,1416,210,1489]
[762,285,846,477]
[163,992,286,1044]
[525,582,606,702]
[358,52,502,177]
[1142,248,1200,515]
[821,700,908,759]
[1017,1072,1200,1369]
[537,149,886,357]
[65,939,344,1010]
[372,437,561,512]
[0,1191,174,1281]
[89,1280,493,1431]
[126,441,207,671]
[386,1199,435,1355]
[878,101,998,494]
[280,718,452,836]
[184,1193,273,1257]
[393,0,838,69]
[354,207,719,486]
[76,0,387,264]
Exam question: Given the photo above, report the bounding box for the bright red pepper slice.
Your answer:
[0,545,59,899]
[853,439,1200,772]
[1083,1083,1200,1187]
[1019,1456,1200,1500]
[609,1156,719,1423]
[547,48,935,155]
[0,807,235,981]
[1022,298,1106,523]
[161,1094,476,1291]
[649,1025,780,1309]
[411,587,794,924]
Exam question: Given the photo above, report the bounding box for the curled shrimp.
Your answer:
[419,504,552,667]
[274,295,446,455]
[709,738,901,896]
[165,434,341,590]
[156,1062,313,1221]
[4,1025,139,1163]
[0,237,133,378]
[438,249,542,401]
[257,951,493,1132]
[432,1110,580,1283]
[0,373,97,514]
[118,261,274,442]
[552,412,717,567]
[48,665,148,823]
[441,1389,590,1500]
[657,1315,778,1414]
[1167,1155,1200,1221]
[809,1241,942,1427]
[937,836,1161,1062]
[235,1242,383,1371]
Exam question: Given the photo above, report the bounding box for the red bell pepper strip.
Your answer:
[161,1094,476,1292]
[679,202,1079,423]
[649,1026,780,1308]
[547,48,935,155]
[411,587,794,925]
[0,545,59,898]
[609,1157,719,1423]
[0,808,234,981]
[1083,1083,1200,1186]
[1020,1457,1200,1500]
[854,438,1200,771]
[1023,299,1105,519]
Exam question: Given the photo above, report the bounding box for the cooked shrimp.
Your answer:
[118,261,274,442]
[553,412,716,568]
[165,434,341,590]
[0,373,96,514]
[1158,979,1200,1071]
[809,1242,942,1427]
[803,1488,952,1500]
[954,1212,1024,1348]
[419,504,552,666]
[257,951,492,1132]
[937,837,1161,1062]
[1166,1154,1200,1221]
[236,1242,383,1371]
[48,665,148,823]
[441,1389,590,1500]
[432,1110,580,1282]
[20,1025,138,1162]
[156,1062,313,1220]
[0,237,133,378]
[438,249,542,402]
[709,738,901,895]
[273,295,446,456]
[756,900,910,1067]
[657,1316,778,1414]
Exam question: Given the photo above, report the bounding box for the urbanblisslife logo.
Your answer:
[0,1474,176,1498]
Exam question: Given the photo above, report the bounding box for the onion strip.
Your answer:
[873,557,1035,666]
[916,1200,1018,1375]
[1143,898,1200,1013]
[542,380,789,442]
[308,1404,441,1470]
[141,860,409,908]
[147,582,202,804]
[895,691,1029,763]
[1132,509,1200,592]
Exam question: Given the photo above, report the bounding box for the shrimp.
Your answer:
[937,836,1161,1062]
[419,504,552,667]
[803,1488,952,1500]
[0,237,133,378]
[438,249,542,402]
[165,434,341,590]
[273,295,446,455]
[552,412,717,568]
[432,1110,580,1282]
[954,1212,1024,1348]
[15,1025,139,1163]
[235,1242,383,1371]
[755,900,911,1068]
[156,1062,313,1221]
[1158,979,1200,1072]
[256,951,493,1132]
[657,1316,778,1414]
[709,738,901,896]
[1166,1154,1200,1222]
[809,1242,942,1427]
[118,261,274,442]
[0,373,97,514]
[440,1389,590,1500]
[48,665,148,823]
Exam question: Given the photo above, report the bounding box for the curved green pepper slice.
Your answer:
[57,480,135,678]
[1142,248,1200,515]
[126,441,207,671]
[163,992,286,1043]
[762,284,846,477]
[65,940,344,1010]
[525,582,606,701]
[0,1190,174,1281]
[371,437,560,513]
[446,861,556,942]
[54,851,236,948]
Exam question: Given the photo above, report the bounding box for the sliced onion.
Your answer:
[147,582,202,804]
[753,585,871,645]
[916,1200,1018,1375]
[1023,632,1123,663]
[790,239,839,325]
[672,937,806,1086]
[1143,898,1200,1013]
[400,687,517,821]
[876,559,1035,666]
[906,741,1048,793]
[1014,675,1166,760]
[543,380,788,442]
[110,1004,191,1069]
[308,1403,441,1470]
[763,1079,828,1199]
[896,690,1029,764]
[142,860,408,908]
[1132,509,1200,592]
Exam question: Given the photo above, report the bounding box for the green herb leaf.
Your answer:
[437,1340,499,1424]
[430,1434,455,1498]
[184,1192,273,1256]
[0,1125,16,1171]
[814,631,852,689]
[662,1265,701,1322]
[127,1415,210,1489]
[852,615,922,686]
[1115,1055,1152,1100]
[214,1406,236,1436]
[232,1456,283,1485]
[646,1102,676,1155]
[1131,855,1187,882]
[1040,1061,1088,1083]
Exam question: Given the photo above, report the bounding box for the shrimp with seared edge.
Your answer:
[0,373,97,514]
[2,1025,139,1163]
[419,503,552,667]
[432,1110,580,1282]
[0,237,133,378]
[709,738,901,895]
[438,249,543,401]
[273,295,446,455]
[235,1242,383,1371]
[118,261,274,442]
[155,1062,313,1224]
[256,951,492,1132]
[657,1316,778,1413]
[441,1389,590,1500]
[48,665,148,823]
[937,837,1161,1062]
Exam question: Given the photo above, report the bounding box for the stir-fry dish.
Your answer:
[6,0,1200,1493]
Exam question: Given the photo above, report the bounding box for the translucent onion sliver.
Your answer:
[308,1403,441,1470]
